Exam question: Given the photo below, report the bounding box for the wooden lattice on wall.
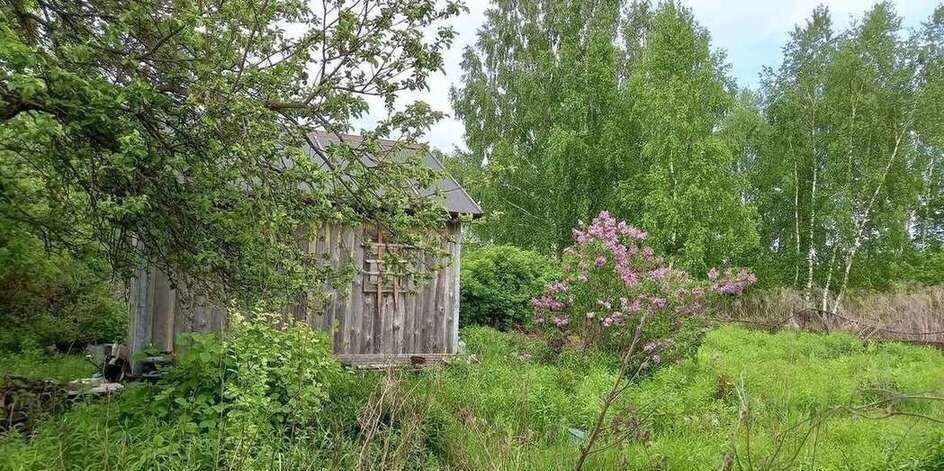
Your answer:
[131,223,462,364]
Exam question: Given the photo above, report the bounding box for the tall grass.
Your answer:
[409,326,944,470]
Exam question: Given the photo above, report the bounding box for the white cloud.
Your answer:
[355,0,939,153]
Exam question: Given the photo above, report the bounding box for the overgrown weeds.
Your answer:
[1,324,943,470]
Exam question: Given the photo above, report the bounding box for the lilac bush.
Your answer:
[531,211,755,365]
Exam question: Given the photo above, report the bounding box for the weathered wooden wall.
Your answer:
[128,223,462,366]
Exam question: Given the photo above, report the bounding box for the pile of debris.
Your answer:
[0,375,68,433]
[1,343,156,434]
[0,373,129,434]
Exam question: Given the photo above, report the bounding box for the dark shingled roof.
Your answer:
[308,131,483,217]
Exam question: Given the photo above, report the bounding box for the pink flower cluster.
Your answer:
[546,281,569,294]
[620,297,641,312]
[531,295,564,311]
[602,313,626,327]
[643,338,674,353]
[569,212,662,288]
[709,267,758,295]
[572,211,647,245]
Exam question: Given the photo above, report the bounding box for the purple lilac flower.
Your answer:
[621,297,641,312]
[531,296,564,311]
[650,267,669,280]
[547,281,569,293]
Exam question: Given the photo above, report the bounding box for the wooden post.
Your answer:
[377,227,384,321]
[128,263,154,375]
[451,224,462,353]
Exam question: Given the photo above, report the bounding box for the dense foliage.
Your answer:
[0,0,464,307]
[459,245,558,330]
[751,3,944,303]
[451,0,944,302]
[0,315,446,470]
[0,221,124,351]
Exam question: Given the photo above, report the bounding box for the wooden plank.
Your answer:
[210,305,225,333]
[423,253,439,352]
[413,254,426,352]
[349,226,364,354]
[432,250,446,353]
[410,262,425,353]
[448,223,462,353]
[364,226,377,354]
[440,241,451,354]
[173,276,193,345]
[442,243,454,354]
[334,226,353,353]
[129,263,155,374]
[363,286,376,354]
[403,283,416,354]
[151,269,176,352]
[323,225,337,337]
[165,276,177,352]
[193,299,207,333]
[332,225,350,352]
[382,293,395,354]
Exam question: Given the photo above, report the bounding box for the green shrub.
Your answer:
[459,245,559,330]
[139,312,344,467]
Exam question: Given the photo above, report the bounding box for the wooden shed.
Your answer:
[127,132,483,368]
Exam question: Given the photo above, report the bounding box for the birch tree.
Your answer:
[453,0,758,271]
[754,2,938,300]
[627,2,758,272]
[451,0,633,252]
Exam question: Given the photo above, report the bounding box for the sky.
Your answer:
[353,0,941,153]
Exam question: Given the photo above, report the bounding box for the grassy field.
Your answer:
[404,326,944,470]
[1,326,943,470]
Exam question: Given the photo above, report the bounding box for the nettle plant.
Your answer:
[531,211,756,367]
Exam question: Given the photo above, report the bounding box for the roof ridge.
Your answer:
[309,130,425,150]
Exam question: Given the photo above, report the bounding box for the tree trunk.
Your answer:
[793,159,802,288]
[832,129,906,314]
[820,245,838,313]
[805,159,817,303]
